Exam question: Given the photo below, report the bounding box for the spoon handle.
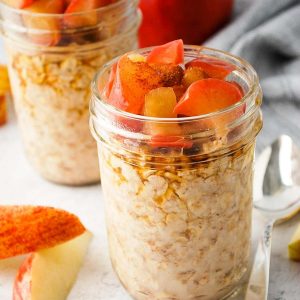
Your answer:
[245,219,274,300]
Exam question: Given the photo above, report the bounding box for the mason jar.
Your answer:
[0,0,140,185]
[90,46,262,299]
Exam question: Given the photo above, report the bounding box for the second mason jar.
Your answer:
[90,46,263,299]
[0,0,140,185]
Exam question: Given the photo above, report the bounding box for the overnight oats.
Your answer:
[0,0,140,185]
[90,40,263,299]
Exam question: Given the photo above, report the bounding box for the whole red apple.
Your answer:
[139,0,234,47]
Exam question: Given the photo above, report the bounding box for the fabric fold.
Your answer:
[205,0,300,103]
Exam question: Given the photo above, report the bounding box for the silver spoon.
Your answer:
[245,135,300,300]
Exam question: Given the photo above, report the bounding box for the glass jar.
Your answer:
[90,46,262,299]
[0,0,140,185]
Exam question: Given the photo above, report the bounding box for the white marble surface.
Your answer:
[0,108,132,300]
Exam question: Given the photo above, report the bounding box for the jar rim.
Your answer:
[0,0,138,18]
[2,10,141,52]
[91,45,261,127]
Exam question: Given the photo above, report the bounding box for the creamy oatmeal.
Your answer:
[1,0,140,185]
[5,34,138,185]
[100,141,254,300]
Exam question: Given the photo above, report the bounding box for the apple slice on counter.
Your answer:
[13,231,92,300]
[0,206,86,259]
[288,223,300,261]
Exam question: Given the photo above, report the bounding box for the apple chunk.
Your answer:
[186,56,236,79]
[288,223,300,261]
[13,231,92,300]
[0,206,86,259]
[107,55,184,114]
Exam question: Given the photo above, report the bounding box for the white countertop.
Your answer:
[0,107,132,300]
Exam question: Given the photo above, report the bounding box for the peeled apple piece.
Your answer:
[288,223,300,261]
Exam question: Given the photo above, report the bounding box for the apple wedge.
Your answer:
[288,223,300,261]
[0,206,86,259]
[13,231,92,300]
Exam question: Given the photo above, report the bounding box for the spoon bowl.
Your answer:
[245,135,300,300]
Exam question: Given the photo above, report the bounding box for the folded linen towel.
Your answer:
[205,0,300,103]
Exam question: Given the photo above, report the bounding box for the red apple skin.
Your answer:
[139,0,234,47]
[13,254,34,300]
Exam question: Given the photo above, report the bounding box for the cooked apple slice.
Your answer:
[186,56,236,79]
[143,87,192,148]
[64,0,115,28]
[144,87,177,118]
[23,0,65,46]
[0,206,86,259]
[172,85,186,101]
[13,231,92,300]
[2,0,34,9]
[147,39,184,65]
[174,78,244,128]
[107,54,185,114]
[144,87,180,136]
[182,66,207,88]
[174,78,243,116]
[288,223,300,261]
[151,63,184,87]
[103,55,146,99]
[108,55,164,114]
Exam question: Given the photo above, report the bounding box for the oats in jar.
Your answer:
[91,40,262,299]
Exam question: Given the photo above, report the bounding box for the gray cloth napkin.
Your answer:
[205,0,300,104]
